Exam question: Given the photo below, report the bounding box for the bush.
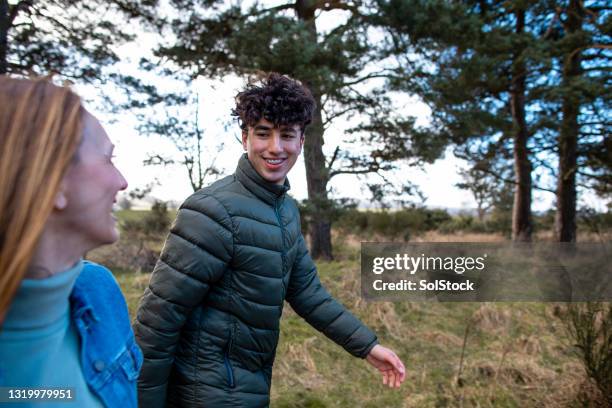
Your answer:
[578,207,612,235]
[105,201,171,272]
[561,303,612,404]
[438,215,475,234]
[335,207,452,239]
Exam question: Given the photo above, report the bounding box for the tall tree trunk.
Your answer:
[0,0,9,75]
[296,0,333,260]
[510,8,532,242]
[555,0,582,243]
[304,91,333,260]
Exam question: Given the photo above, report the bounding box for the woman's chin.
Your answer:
[107,227,121,244]
[93,225,120,247]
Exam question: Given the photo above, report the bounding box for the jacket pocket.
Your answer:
[224,327,236,389]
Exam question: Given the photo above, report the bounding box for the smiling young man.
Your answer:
[134,73,405,408]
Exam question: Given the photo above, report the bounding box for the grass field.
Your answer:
[94,226,605,407]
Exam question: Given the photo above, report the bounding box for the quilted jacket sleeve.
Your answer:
[286,234,378,359]
[133,193,233,408]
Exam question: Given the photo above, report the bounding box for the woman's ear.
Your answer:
[54,186,68,210]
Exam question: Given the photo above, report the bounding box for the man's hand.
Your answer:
[365,345,406,388]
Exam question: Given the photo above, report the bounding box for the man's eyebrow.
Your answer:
[254,125,272,131]
[279,126,298,133]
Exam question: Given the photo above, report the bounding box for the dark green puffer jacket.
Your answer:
[134,154,378,407]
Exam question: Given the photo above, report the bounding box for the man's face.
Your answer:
[242,118,304,185]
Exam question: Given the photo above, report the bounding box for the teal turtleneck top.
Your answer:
[0,260,104,407]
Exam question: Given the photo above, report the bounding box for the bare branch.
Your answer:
[330,168,376,177]
[32,8,72,36]
[327,146,340,170]
[341,70,395,87]
[329,161,382,179]
[248,3,294,17]
[322,105,360,126]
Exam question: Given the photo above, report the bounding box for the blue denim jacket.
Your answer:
[70,261,142,408]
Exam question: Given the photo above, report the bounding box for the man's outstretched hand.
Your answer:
[365,345,406,388]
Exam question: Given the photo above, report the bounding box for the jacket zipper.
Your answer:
[274,199,288,300]
[224,326,236,388]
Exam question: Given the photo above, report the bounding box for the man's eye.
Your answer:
[256,133,268,137]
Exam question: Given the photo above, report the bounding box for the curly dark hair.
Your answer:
[232,73,316,133]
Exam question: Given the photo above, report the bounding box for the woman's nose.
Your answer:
[117,169,128,191]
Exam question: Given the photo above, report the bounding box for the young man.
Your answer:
[134,73,405,407]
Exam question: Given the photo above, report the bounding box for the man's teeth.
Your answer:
[265,159,284,164]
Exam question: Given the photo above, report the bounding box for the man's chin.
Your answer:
[264,175,286,185]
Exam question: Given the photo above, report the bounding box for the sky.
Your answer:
[87,79,564,212]
[74,4,605,213]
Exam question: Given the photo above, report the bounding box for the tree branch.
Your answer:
[327,146,340,170]
[315,0,359,13]
[341,70,395,87]
[330,167,376,178]
[569,44,612,61]
[542,7,562,39]
[469,165,556,194]
[9,0,33,25]
[329,160,382,179]
[248,3,294,17]
[576,170,612,181]
[32,8,72,36]
[322,105,360,126]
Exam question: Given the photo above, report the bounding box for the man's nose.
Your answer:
[268,133,283,153]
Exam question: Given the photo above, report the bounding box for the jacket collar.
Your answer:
[235,153,290,206]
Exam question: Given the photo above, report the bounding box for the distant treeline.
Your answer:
[299,204,612,240]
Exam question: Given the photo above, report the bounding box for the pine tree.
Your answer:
[0,0,158,82]
[148,0,446,259]
[551,0,611,242]
[376,0,610,241]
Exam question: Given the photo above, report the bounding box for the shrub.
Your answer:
[561,302,612,404]
[103,201,171,272]
[335,207,452,239]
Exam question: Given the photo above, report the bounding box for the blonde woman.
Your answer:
[0,77,140,407]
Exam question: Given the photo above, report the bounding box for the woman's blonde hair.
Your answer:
[0,76,84,319]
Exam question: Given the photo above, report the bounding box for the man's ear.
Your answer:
[299,134,305,150]
[241,130,248,151]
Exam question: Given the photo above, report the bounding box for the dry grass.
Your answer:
[101,223,608,407]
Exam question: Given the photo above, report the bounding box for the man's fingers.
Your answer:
[388,371,396,388]
[397,360,406,382]
[392,355,406,382]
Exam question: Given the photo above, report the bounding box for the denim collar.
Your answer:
[235,153,290,206]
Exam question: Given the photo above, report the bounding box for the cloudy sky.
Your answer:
[74,6,604,213]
